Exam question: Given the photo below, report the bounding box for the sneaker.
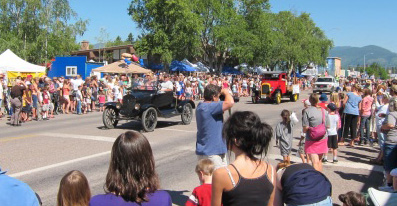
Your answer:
[379,186,395,192]
[322,159,328,163]
[333,160,338,164]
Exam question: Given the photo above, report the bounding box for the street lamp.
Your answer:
[364,53,374,77]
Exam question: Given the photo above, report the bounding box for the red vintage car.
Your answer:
[252,71,300,104]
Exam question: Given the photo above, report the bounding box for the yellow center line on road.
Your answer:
[0,134,39,143]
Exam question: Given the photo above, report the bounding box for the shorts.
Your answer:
[298,142,306,154]
[186,93,192,98]
[176,91,182,96]
[383,144,397,172]
[327,135,338,149]
[197,154,227,170]
[32,95,38,108]
[22,105,32,112]
[42,104,49,111]
[63,95,70,101]
[99,103,104,107]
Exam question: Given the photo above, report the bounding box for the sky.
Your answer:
[70,0,397,53]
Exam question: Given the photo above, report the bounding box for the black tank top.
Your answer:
[222,164,274,206]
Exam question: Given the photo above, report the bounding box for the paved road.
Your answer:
[0,91,384,206]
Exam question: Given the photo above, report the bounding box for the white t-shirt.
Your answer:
[76,90,82,101]
[175,81,181,92]
[327,114,340,135]
[161,81,173,90]
[71,78,84,91]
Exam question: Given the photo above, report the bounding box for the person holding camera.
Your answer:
[196,84,234,169]
[10,79,26,126]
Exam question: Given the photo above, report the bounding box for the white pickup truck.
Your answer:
[313,77,338,93]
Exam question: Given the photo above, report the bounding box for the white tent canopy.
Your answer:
[0,49,46,73]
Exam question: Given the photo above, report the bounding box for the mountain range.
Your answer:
[329,45,397,69]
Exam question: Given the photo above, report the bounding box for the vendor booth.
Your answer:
[0,49,46,85]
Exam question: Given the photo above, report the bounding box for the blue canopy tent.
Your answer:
[291,72,304,78]
[222,66,244,75]
[170,61,196,72]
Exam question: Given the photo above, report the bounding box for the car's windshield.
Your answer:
[317,78,333,82]
[131,78,157,91]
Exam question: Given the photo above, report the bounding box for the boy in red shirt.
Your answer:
[186,159,214,206]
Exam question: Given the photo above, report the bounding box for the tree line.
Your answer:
[128,0,333,72]
[0,0,87,64]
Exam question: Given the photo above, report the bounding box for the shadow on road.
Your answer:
[97,120,181,132]
[164,190,189,206]
[334,170,383,193]
[338,150,374,164]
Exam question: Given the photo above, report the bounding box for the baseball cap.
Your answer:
[302,99,311,106]
[327,103,337,111]
[319,93,328,102]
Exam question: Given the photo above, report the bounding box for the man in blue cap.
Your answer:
[0,167,40,206]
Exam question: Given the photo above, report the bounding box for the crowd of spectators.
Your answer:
[4,71,396,206]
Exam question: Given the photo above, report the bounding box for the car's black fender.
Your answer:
[177,100,196,113]
[104,102,119,111]
[139,104,158,116]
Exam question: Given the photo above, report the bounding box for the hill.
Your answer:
[329,45,397,69]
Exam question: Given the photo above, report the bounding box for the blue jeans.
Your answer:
[383,144,397,172]
[287,196,332,206]
[360,115,372,143]
[376,125,386,150]
[77,100,82,114]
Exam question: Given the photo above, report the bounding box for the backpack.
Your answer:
[308,108,326,141]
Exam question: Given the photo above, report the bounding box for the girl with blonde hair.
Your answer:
[57,170,91,206]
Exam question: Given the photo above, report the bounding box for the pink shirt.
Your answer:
[361,96,374,116]
[98,95,106,104]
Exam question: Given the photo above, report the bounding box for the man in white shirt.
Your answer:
[160,75,173,91]
[71,75,84,91]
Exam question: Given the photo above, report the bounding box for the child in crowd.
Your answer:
[57,170,91,206]
[186,159,214,206]
[338,191,366,206]
[76,85,83,115]
[41,87,50,120]
[185,82,193,100]
[98,91,106,112]
[299,99,311,164]
[323,103,340,163]
[276,110,297,165]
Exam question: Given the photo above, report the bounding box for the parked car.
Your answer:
[102,83,195,132]
[253,71,300,104]
[313,76,338,93]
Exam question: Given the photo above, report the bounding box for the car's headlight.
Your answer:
[134,103,140,110]
[116,103,121,109]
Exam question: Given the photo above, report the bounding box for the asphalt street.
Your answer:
[0,90,384,206]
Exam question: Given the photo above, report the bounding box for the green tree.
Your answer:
[128,0,201,64]
[0,0,88,64]
[126,33,134,44]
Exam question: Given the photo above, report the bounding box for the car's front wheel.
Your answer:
[103,107,119,129]
[181,103,193,125]
[141,107,158,132]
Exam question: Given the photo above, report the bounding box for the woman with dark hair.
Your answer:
[211,111,280,206]
[89,131,171,206]
[302,93,330,172]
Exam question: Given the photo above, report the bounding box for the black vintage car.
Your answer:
[102,82,195,132]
